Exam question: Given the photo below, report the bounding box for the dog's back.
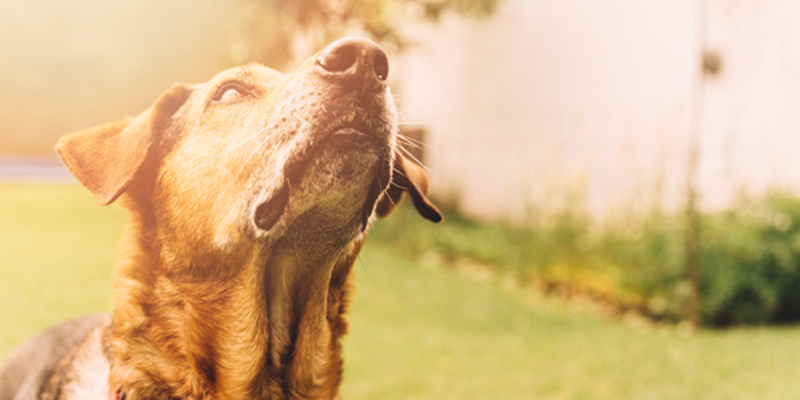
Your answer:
[0,315,106,400]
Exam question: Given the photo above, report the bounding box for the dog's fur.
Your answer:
[0,37,441,400]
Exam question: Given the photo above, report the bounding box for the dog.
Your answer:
[0,37,441,400]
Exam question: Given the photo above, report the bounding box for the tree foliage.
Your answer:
[235,0,500,66]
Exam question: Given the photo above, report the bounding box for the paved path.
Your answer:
[0,157,76,184]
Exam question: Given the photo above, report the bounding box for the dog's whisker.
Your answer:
[396,135,424,150]
[397,121,447,129]
[397,148,429,174]
[234,125,284,177]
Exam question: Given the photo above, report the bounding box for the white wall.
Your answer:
[699,0,800,209]
[396,0,800,221]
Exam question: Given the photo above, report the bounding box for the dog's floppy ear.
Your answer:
[56,84,191,205]
[376,153,443,223]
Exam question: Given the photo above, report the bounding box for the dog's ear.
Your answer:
[376,153,443,223]
[56,84,192,205]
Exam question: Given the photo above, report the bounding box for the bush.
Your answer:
[370,191,800,327]
[699,192,800,326]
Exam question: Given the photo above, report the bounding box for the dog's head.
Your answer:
[58,37,440,271]
[56,37,440,399]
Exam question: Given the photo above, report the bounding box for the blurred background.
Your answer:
[4,0,800,398]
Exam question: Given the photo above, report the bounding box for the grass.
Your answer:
[2,184,800,399]
[370,193,800,326]
[0,184,122,352]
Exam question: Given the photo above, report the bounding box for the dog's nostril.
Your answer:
[317,37,389,84]
[374,51,388,81]
[317,42,358,73]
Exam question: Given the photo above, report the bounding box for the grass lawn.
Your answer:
[2,184,800,399]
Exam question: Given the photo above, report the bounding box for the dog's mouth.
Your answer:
[254,118,392,233]
[284,127,375,186]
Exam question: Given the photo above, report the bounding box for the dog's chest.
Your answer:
[43,325,110,400]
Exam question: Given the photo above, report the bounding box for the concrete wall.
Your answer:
[396,0,800,220]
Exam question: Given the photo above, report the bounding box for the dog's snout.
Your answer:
[316,37,389,84]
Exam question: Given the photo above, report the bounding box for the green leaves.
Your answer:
[371,190,800,327]
[236,0,502,64]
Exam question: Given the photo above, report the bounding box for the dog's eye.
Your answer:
[219,88,242,102]
[212,82,248,103]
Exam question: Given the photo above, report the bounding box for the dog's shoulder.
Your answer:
[0,314,108,400]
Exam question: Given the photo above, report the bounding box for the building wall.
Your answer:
[396,0,800,221]
[699,0,800,210]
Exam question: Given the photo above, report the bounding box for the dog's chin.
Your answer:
[254,129,392,235]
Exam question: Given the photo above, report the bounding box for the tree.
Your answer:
[233,0,501,67]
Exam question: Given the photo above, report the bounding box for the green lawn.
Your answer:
[2,184,800,399]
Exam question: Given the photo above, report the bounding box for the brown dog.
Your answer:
[0,37,441,400]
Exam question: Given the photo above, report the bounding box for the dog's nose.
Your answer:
[316,37,389,87]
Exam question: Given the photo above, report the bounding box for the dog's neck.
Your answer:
[106,204,361,400]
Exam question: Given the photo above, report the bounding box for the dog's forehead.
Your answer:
[201,64,285,90]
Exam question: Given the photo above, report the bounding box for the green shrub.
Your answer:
[699,192,800,326]
[598,214,687,319]
[370,191,800,327]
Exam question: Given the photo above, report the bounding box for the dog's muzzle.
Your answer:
[254,38,393,232]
